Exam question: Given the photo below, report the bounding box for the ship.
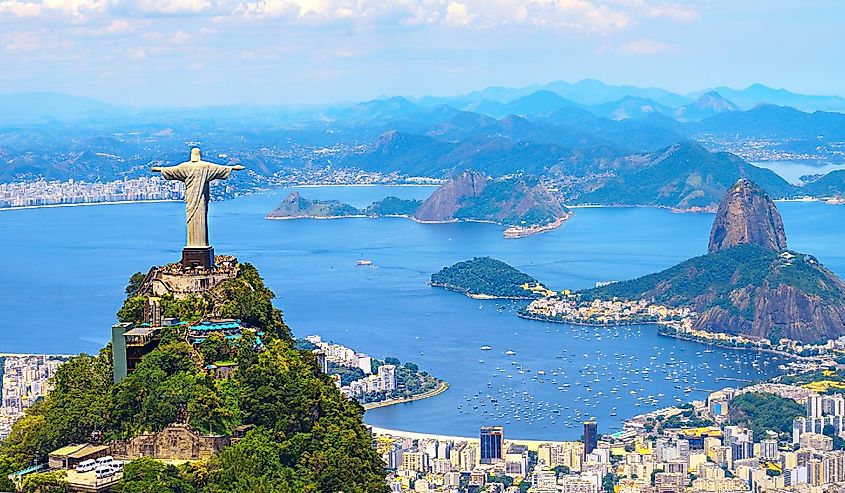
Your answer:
[505,350,516,356]
[480,345,493,351]
[356,259,374,266]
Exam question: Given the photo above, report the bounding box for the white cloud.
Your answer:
[86,18,133,35]
[0,0,42,16]
[646,3,698,20]
[0,0,696,33]
[618,37,675,55]
[444,2,470,26]
[132,0,215,15]
[3,31,43,51]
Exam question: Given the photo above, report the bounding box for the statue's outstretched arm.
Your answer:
[231,165,245,171]
[151,166,163,172]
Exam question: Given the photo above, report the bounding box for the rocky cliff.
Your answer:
[709,178,788,253]
[413,170,488,222]
[413,170,569,228]
[582,179,845,343]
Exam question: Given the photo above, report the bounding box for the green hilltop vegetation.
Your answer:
[0,265,388,493]
[431,257,541,299]
[727,392,805,440]
[363,196,422,216]
[582,245,844,307]
[581,244,845,343]
[266,191,421,219]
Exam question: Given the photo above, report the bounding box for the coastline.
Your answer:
[362,381,449,411]
[503,214,571,239]
[516,311,660,326]
[430,282,536,300]
[265,214,369,220]
[0,199,180,212]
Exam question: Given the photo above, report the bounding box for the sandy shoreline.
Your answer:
[362,381,449,410]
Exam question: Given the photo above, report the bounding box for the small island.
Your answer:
[430,257,552,299]
[266,191,421,219]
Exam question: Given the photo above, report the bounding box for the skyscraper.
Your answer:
[480,426,504,464]
[583,417,598,459]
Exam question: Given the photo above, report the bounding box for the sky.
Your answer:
[0,0,842,107]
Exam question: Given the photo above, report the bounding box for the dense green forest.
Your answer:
[431,257,541,298]
[727,392,804,439]
[364,197,421,216]
[582,244,845,317]
[0,266,388,493]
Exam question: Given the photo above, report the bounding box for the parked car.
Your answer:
[76,459,96,473]
[95,456,114,466]
[95,466,115,480]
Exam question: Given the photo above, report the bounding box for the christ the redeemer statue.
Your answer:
[152,148,244,268]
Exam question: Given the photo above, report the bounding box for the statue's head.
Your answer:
[190,148,201,162]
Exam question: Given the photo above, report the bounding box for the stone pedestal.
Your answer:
[181,246,214,269]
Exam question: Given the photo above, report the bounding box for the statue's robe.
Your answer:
[160,161,232,247]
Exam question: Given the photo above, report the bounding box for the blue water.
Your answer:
[753,160,845,185]
[1,186,843,440]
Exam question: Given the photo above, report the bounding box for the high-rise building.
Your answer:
[378,364,397,392]
[583,417,598,459]
[808,458,824,486]
[480,426,504,464]
[760,438,778,460]
[808,395,824,419]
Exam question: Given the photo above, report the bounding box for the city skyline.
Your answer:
[0,1,842,106]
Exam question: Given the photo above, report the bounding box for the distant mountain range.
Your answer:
[2,80,845,206]
[574,142,798,210]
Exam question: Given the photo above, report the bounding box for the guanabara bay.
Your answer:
[7,3,845,493]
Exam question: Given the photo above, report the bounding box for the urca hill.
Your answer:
[583,179,845,343]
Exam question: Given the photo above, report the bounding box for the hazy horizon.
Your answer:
[0,0,842,106]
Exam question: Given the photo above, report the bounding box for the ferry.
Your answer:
[480,345,492,351]
[356,259,374,266]
[505,350,517,356]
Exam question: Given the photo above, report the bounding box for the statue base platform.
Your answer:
[181,246,215,269]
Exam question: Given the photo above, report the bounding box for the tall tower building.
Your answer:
[480,426,504,464]
[808,395,824,419]
[584,417,598,460]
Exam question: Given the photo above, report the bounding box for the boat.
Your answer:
[356,259,373,266]
[505,350,516,356]
[480,345,492,351]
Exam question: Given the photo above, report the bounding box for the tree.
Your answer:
[125,272,147,297]
[20,471,69,493]
[822,424,845,450]
[602,473,616,493]
[553,465,571,477]
[198,332,230,364]
[114,457,195,493]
